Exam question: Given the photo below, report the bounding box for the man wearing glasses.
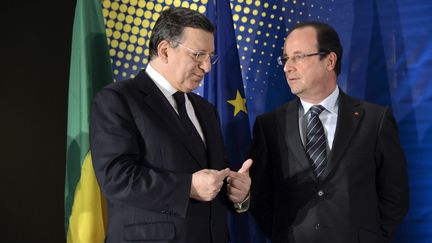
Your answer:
[250,21,409,243]
[90,7,251,243]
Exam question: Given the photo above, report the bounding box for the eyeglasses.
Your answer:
[277,51,328,66]
[173,42,219,64]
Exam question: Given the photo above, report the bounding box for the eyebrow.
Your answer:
[284,50,317,56]
[190,46,215,54]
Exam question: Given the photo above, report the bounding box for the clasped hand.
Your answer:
[190,159,253,202]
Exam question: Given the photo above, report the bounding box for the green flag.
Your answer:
[65,0,113,241]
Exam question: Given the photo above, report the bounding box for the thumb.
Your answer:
[238,159,253,174]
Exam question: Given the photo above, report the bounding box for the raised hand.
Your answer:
[190,168,230,201]
[227,159,253,203]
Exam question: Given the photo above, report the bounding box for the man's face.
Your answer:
[283,26,333,101]
[165,27,214,93]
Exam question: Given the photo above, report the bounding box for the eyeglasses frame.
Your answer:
[277,51,329,66]
[172,41,219,65]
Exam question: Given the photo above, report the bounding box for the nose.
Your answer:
[283,60,295,73]
[199,57,212,73]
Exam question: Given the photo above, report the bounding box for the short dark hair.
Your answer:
[148,7,215,60]
[289,21,343,76]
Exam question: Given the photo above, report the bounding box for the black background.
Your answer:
[2,1,76,242]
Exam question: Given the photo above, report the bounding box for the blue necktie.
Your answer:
[305,105,327,177]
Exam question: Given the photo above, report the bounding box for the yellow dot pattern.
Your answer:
[230,0,333,101]
[102,0,208,80]
[102,0,334,101]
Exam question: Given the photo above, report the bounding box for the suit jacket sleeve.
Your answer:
[250,116,274,238]
[376,108,409,237]
[90,87,192,217]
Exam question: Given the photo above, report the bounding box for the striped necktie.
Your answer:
[305,105,327,177]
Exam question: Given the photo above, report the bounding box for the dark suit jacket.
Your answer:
[90,70,230,243]
[250,90,409,243]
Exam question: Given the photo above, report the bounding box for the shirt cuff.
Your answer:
[233,192,250,213]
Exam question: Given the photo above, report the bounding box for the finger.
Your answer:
[228,194,240,203]
[219,168,230,178]
[206,169,220,174]
[228,170,246,179]
[227,171,236,179]
[238,159,253,174]
[229,179,250,191]
[216,168,230,179]
[228,171,251,185]
[227,186,246,203]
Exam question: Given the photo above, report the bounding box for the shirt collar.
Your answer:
[300,86,339,116]
[146,63,178,98]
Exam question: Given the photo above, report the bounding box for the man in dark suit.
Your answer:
[90,7,252,243]
[250,21,409,243]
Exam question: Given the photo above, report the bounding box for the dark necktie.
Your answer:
[305,105,327,177]
[172,91,206,150]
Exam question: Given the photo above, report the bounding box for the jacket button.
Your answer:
[314,223,320,230]
[317,190,324,197]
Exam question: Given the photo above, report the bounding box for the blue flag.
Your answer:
[204,1,268,242]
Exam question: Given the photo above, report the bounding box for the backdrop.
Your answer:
[96,0,432,242]
[103,0,432,242]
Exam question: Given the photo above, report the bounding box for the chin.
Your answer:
[190,82,202,90]
[289,87,301,95]
[183,86,197,93]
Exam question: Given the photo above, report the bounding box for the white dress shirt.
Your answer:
[145,64,205,142]
[299,86,339,152]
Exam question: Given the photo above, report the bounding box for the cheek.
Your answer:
[176,63,191,78]
[301,64,321,83]
[312,66,328,81]
[185,64,198,76]
[296,67,309,83]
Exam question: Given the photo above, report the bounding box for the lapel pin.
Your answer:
[354,111,359,116]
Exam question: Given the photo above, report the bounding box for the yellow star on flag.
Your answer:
[227,90,248,116]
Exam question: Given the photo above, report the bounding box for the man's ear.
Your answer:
[157,40,170,63]
[326,52,337,71]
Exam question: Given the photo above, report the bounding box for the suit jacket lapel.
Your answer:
[321,91,363,180]
[135,70,207,168]
[279,99,312,176]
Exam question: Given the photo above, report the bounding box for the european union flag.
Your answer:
[204,1,267,242]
